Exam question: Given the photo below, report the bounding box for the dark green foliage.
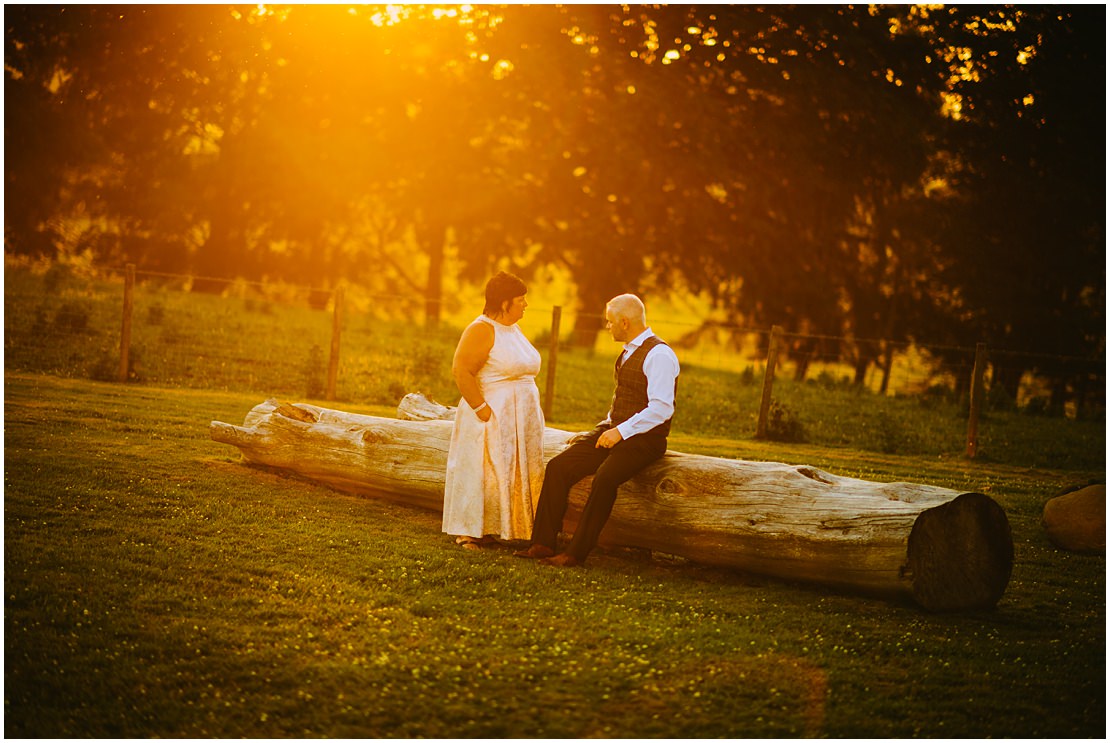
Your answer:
[53,300,91,333]
[88,345,142,383]
[43,262,74,293]
[763,400,807,443]
[3,6,1101,383]
[87,348,118,383]
[146,302,166,325]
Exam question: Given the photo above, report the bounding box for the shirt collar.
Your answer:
[623,328,654,354]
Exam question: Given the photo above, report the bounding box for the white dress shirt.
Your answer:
[605,328,681,440]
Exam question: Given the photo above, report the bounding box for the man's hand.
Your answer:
[596,428,624,449]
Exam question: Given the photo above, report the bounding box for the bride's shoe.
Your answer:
[455,535,491,550]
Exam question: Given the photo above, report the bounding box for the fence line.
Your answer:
[101,263,1103,368]
[11,262,1099,456]
[90,265,1103,458]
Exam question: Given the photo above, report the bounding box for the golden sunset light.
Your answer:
[5,6,1104,736]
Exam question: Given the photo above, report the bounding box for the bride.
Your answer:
[441,271,546,550]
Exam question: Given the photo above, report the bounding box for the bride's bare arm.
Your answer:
[451,321,495,421]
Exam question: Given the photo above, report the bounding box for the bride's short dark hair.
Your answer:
[483,271,527,316]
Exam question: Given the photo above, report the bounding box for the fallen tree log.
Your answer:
[209,398,1013,612]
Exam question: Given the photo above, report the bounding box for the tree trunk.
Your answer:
[791,336,813,382]
[425,240,443,330]
[209,398,1013,612]
[415,217,445,330]
[852,354,870,387]
[570,312,604,348]
[990,361,1026,406]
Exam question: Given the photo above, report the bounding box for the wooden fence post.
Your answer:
[966,342,987,458]
[118,263,135,383]
[326,285,344,401]
[543,306,561,418]
[755,325,783,439]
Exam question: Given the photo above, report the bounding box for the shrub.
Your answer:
[147,303,166,325]
[244,298,275,315]
[43,262,73,293]
[53,301,91,333]
[387,380,408,404]
[90,346,141,383]
[31,307,49,337]
[763,400,806,443]
[917,382,958,409]
[89,351,117,382]
[986,385,1018,412]
[867,414,920,455]
[812,370,851,389]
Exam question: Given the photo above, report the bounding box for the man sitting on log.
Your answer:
[514,293,681,567]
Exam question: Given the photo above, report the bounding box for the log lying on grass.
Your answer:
[209,397,1013,612]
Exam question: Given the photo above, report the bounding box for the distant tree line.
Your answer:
[5,5,1104,404]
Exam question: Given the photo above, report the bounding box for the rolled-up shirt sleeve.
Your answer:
[614,344,680,440]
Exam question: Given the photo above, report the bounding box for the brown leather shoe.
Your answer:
[513,544,555,559]
[538,553,581,567]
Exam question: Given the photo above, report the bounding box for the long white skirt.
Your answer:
[441,379,545,540]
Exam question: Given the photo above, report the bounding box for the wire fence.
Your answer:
[5,261,1105,464]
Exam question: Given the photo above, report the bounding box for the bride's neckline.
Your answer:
[483,313,513,328]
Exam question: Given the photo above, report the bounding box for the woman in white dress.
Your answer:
[442,271,546,550]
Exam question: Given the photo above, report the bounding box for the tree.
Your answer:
[5,3,1102,386]
[917,6,1105,403]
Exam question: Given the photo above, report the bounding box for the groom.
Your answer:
[515,293,680,567]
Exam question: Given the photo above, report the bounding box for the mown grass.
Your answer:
[4,372,1105,737]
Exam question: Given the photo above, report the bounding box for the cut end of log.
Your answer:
[906,492,1013,612]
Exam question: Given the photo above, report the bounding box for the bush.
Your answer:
[1023,396,1067,418]
[763,400,806,443]
[43,262,73,293]
[53,301,91,333]
[147,303,166,325]
[90,346,142,383]
[244,298,275,315]
[986,385,1018,412]
[917,382,958,409]
[812,370,852,390]
[31,307,49,337]
[866,414,920,455]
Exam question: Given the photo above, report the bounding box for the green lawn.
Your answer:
[4,372,1104,737]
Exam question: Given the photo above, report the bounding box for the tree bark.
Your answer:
[210,397,1013,612]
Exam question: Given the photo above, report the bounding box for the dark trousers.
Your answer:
[530,429,667,562]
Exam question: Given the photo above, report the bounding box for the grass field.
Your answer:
[4,372,1105,737]
[4,262,1106,471]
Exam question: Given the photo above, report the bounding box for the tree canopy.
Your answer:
[5,5,1104,389]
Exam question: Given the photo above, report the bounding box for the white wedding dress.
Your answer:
[442,315,545,540]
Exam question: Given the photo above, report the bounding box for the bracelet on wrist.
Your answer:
[474,402,489,413]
